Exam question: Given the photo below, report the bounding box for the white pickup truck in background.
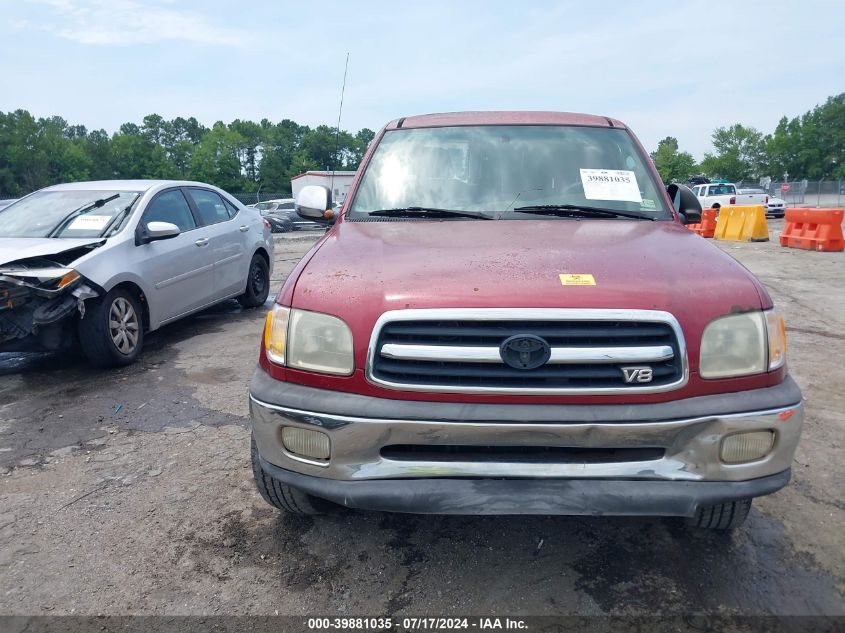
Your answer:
[692,183,768,210]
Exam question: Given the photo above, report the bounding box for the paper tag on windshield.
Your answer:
[67,215,112,231]
[580,169,642,203]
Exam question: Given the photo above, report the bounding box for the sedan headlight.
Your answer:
[263,305,354,375]
[700,309,786,379]
[0,267,81,291]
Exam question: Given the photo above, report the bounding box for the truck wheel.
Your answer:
[686,499,752,530]
[237,254,270,308]
[78,287,145,368]
[250,435,335,515]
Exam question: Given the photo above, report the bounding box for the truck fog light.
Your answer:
[281,427,330,461]
[720,431,774,464]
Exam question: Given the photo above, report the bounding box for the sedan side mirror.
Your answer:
[296,185,336,224]
[143,221,181,243]
[667,184,702,225]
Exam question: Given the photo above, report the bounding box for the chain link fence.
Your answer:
[735,179,845,208]
[230,191,292,206]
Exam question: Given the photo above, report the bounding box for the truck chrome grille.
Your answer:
[366,309,688,394]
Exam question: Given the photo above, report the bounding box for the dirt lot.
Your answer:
[1,221,843,618]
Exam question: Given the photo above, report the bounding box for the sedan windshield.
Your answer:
[0,190,140,238]
[348,125,671,220]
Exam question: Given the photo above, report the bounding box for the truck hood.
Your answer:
[0,237,105,268]
[291,219,766,359]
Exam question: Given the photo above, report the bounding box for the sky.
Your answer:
[1,0,843,159]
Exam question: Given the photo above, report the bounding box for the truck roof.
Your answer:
[386,111,627,130]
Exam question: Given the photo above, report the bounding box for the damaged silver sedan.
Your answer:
[0,180,274,367]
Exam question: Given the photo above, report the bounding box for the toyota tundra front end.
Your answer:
[248,111,803,530]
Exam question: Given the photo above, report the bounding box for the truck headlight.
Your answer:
[263,304,290,365]
[264,305,354,376]
[765,310,787,371]
[700,309,787,379]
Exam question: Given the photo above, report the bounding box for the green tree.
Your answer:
[766,94,845,180]
[3,110,50,194]
[86,129,114,180]
[650,136,698,183]
[109,123,176,180]
[700,124,766,182]
[298,125,343,172]
[0,108,394,195]
[229,119,263,186]
[188,122,244,191]
[255,119,307,191]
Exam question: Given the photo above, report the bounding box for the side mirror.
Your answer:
[296,185,335,224]
[143,221,181,243]
[667,184,702,225]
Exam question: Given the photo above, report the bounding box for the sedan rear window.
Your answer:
[186,189,232,226]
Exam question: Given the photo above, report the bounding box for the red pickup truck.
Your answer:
[248,111,803,530]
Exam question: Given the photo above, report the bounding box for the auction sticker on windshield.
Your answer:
[580,169,642,203]
[67,215,112,231]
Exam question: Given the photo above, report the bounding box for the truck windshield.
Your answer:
[0,190,140,238]
[348,125,671,219]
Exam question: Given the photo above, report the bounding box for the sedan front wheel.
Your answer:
[78,288,145,367]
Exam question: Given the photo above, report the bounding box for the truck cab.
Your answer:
[694,182,768,210]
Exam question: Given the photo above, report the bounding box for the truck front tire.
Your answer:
[686,498,752,530]
[250,435,335,515]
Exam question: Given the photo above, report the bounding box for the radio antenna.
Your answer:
[331,52,350,205]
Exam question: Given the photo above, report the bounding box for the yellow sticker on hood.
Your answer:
[559,274,596,286]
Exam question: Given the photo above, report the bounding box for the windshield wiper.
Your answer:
[368,207,493,220]
[48,194,121,237]
[513,204,656,221]
[101,195,140,237]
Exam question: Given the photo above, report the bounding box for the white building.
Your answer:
[291,171,357,205]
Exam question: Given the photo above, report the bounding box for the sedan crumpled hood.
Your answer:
[0,237,104,268]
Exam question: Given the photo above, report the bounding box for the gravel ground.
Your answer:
[0,221,843,620]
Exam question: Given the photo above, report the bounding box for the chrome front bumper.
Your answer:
[249,388,804,485]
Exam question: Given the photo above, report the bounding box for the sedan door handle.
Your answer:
[195,238,209,247]
[239,225,250,233]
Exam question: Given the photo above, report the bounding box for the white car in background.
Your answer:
[739,188,786,218]
[692,183,768,211]
[259,198,324,232]
[0,180,274,367]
